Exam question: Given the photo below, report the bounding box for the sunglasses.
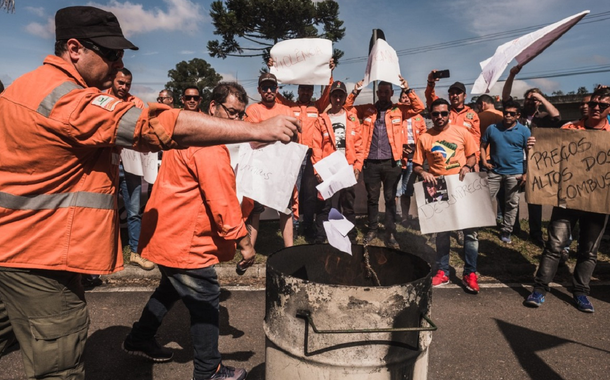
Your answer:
[261,85,277,92]
[431,111,449,117]
[79,39,124,62]
[219,103,246,120]
[587,100,610,112]
[157,96,171,102]
[184,95,201,101]
[503,111,518,117]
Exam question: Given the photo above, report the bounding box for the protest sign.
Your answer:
[414,173,496,234]
[362,38,402,88]
[472,10,589,94]
[270,38,332,85]
[236,141,308,214]
[526,128,610,214]
[121,150,159,184]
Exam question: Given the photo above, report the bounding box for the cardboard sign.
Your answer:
[415,173,496,234]
[236,141,308,214]
[472,10,589,94]
[121,150,159,184]
[362,38,402,88]
[270,38,332,85]
[526,128,610,214]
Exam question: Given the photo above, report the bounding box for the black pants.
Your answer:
[534,207,608,296]
[363,159,402,233]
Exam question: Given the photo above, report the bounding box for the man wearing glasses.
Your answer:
[480,100,530,245]
[182,86,203,112]
[412,98,480,294]
[245,73,297,249]
[124,82,252,380]
[524,87,610,313]
[157,89,174,107]
[0,6,298,379]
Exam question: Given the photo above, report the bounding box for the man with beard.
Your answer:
[0,6,298,378]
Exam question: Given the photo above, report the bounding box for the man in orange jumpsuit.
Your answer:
[268,58,335,240]
[347,76,424,248]
[123,82,252,380]
[245,73,297,248]
[0,6,298,379]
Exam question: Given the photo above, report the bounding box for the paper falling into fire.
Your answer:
[323,208,354,255]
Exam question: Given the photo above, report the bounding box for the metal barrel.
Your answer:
[264,244,435,380]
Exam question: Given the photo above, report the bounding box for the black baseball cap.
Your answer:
[55,6,138,51]
[330,81,347,94]
[448,82,466,93]
[258,73,277,86]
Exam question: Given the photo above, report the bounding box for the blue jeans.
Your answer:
[534,208,608,296]
[436,228,479,276]
[129,265,221,379]
[119,165,142,252]
[487,172,521,234]
[396,161,414,197]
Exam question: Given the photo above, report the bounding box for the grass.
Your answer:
[225,215,610,283]
[121,214,610,284]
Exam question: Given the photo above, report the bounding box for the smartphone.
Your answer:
[433,70,450,79]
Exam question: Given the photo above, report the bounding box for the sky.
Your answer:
[1,0,609,106]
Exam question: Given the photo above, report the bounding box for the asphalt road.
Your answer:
[1,283,609,380]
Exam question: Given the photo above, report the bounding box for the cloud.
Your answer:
[25,18,54,38]
[25,6,46,18]
[180,50,196,55]
[449,0,567,36]
[88,0,206,36]
[130,84,160,104]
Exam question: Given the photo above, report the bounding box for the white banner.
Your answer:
[270,38,332,85]
[236,142,308,214]
[472,10,589,94]
[414,173,496,234]
[121,150,159,184]
[362,38,402,88]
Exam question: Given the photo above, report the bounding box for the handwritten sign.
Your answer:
[414,173,496,234]
[362,38,402,88]
[236,141,308,214]
[270,38,332,85]
[121,150,159,184]
[526,128,610,214]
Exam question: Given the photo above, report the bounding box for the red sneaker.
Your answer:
[462,272,480,293]
[431,270,449,287]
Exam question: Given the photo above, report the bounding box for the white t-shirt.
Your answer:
[328,111,347,155]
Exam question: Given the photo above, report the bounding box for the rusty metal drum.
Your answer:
[264,244,436,380]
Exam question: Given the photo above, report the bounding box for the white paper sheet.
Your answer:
[270,38,333,85]
[323,208,354,255]
[313,152,357,200]
[414,173,497,234]
[472,10,589,94]
[235,141,308,214]
[121,150,159,184]
[362,38,402,88]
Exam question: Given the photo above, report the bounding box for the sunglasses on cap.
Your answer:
[78,39,124,62]
[431,111,449,117]
[503,111,518,117]
[587,100,610,112]
[261,85,277,92]
[184,95,201,101]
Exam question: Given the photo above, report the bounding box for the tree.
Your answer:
[165,58,223,111]
[1,0,15,13]
[577,86,589,95]
[551,90,564,96]
[207,0,345,64]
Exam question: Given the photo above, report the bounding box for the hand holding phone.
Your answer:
[433,69,450,79]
